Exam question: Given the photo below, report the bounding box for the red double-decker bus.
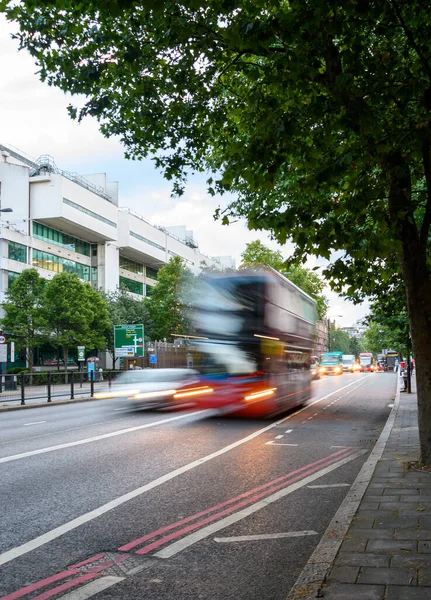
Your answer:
[191,268,317,417]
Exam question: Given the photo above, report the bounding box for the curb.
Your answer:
[287,378,401,600]
[0,396,106,412]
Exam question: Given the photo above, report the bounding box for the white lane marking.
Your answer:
[307,483,350,489]
[0,411,204,465]
[388,403,394,408]
[59,576,125,599]
[266,442,298,446]
[23,421,47,426]
[275,435,284,440]
[313,413,318,416]
[113,408,129,412]
[285,429,293,434]
[307,417,313,420]
[155,449,367,559]
[0,377,370,568]
[214,531,318,543]
[330,446,348,449]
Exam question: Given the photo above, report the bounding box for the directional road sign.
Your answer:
[114,324,144,358]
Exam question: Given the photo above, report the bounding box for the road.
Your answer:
[0,372,396,600]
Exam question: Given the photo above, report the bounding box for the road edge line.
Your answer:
[0,397,105,412]
[287,376,400,600]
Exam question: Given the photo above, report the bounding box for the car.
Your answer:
[94,368,202,409]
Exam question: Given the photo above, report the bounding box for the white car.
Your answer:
[95,368,201,409]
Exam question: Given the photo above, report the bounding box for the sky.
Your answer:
[0,15,368,327]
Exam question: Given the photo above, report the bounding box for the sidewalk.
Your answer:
[292,377,431,600]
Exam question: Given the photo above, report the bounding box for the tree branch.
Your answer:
[390,0,431,83]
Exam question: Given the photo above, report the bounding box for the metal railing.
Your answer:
[0,371,124,406]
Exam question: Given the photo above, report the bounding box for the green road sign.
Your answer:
[114,324,144,358]
[77,346,86,361]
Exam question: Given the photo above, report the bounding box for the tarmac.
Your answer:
[290,375,431,600]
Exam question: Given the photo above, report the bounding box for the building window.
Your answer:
[145,266,159,280]
[91,244,98,257]
[119,276,143,295]
[32,249,90,281]
[91,267,98,283]
[8,241,27,263]
[145,284,154,297]
[33,221,91,256]
[119,255,143,275]
[7,271,20,288]
[63,198,117,228]
[130,231,165,251]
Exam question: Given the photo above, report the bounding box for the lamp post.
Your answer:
[327,315,343,352]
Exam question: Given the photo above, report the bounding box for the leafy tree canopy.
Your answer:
[1,269,48,372]
[328,327,351,355]
[240,240,328,319]
[146,256,195,341]
[44,273,110,369]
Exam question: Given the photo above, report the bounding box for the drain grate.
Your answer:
[358,439,377,444]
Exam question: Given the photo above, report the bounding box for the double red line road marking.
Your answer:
[1,447,365,600]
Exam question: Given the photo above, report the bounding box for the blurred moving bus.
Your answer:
[359,352,374,372]
[191,268,317,417]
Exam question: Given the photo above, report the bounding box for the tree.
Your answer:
[44,273,110,373]
[240,241,328,319]
[146,256,195,341]
[1,269,47,375]
[328,327,351,355]
[102,287,150,366]
[348,336,362,358]
[5,1,431,460]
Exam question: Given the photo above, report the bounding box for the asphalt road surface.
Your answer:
[0,372,396,600]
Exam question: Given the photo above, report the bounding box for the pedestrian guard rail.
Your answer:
[0,370,125,405]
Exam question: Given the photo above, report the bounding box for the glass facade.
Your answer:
[8,241,27,263]
[145,284,154,297]
[130,231,165,251]
[119,276,143,295]
[119,256,143,275]
[32,249,90,281]
[7,271,20,288]
[146,266,159,280]
[91,267,98,284]
[33,222,91,256]
[63,198,117,228]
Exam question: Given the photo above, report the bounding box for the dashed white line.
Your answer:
[285,429,293,434]
[307,483,350,489]
[266,442,298,446]
[275,435,284,440]
[214,531,318,543]
[59,576,125,599]
[23,421,46,426]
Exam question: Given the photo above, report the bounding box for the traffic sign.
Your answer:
[0,335,6,344]
[77,346,86,361]
[114,324,144,358]
[0,345,7,362]
[149,354,157,364]
[10,341,15,363]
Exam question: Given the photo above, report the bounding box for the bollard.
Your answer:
[90,370,94,397]
[20,372,25,405]
[47,372,52,403]
[70,371,74,400]
[108,370,112,389]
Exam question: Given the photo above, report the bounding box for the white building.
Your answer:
[0,144,234,301]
